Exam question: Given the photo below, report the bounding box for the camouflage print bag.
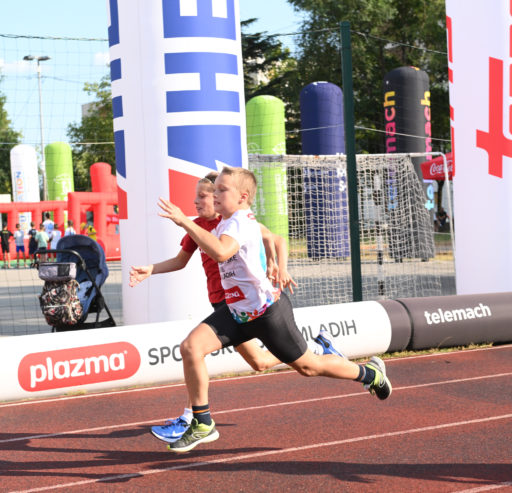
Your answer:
[39,280,83,328]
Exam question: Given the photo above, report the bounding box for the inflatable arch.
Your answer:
[0,163,120,259]
[107,0,247,323]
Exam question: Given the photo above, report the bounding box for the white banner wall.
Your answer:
[106,0,247,324]
[0,302,392,402]
[446,0,512,293]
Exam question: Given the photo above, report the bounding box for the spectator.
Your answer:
[28,221,38,267]
[64,220,76,236]
[1,224,13,268]
[435,207,449,232]
[35,223,49,262]
[42,212,54,235]
[81,222,97,241]
[13,223,27,268]
[50,224,62,256]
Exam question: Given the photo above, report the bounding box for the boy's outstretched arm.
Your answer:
[158,197,238,262]
[129,249,192,287]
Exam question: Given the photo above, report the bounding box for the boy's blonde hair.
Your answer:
[197,171,219,192]
[220,166,257,205]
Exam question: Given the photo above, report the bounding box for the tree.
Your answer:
[242,19,298,100]
[67,75,115,191]
[241,19,302,153]
[0,86,22,195]
[286,0,449,153]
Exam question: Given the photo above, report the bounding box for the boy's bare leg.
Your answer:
[235,339,282,372]
[288,349,360,379]
[180,323,223,406]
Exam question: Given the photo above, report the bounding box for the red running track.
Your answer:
[1,345,512,493]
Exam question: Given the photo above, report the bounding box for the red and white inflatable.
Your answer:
[446,0,512,294]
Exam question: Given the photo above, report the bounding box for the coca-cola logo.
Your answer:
[429,161,453,177]
[18,342,141,392]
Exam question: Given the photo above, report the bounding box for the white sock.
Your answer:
[182,407,193,424]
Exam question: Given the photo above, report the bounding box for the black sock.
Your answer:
[192,404,212,426]
[356,364,376,385]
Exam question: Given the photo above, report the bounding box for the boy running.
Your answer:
[158,167,391,453]
[131,172,343,443]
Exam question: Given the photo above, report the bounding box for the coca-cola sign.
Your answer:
[420,153,453,180]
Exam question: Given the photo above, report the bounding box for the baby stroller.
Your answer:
[36,234,116,332]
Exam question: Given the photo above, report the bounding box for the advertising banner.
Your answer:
[446,0,512,293]
[0,301,393,402]
[383,67,435,260]
[44,142,75,201]
[246,95,289,241]
[420,152,453,181]
[107,0,247,323]
[2,293,511,403]
[397,292,512,349]
[10,144,40,229]
[300,82,350,258]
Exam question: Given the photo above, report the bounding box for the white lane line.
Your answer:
[1,371,511,444]
[0,371,292,409]
[1,344,510,409]
[8,413,512,493]
[453,482,512,492]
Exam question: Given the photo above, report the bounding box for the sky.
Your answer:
[0,0,304,149]
[0,1,303,41]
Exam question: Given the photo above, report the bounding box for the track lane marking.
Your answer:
[1,371,511,444]
[8,413,512,493]
[0,372,283,409]
[454,482,512,492]
[1,344,510,409]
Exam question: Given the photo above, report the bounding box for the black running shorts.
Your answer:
[202,292,307,364]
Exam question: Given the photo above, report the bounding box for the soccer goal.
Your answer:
[248,153,448,308]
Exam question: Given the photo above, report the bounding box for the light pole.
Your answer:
[23,55,50,201]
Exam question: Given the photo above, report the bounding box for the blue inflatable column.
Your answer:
[300,82,349,258]
[107,0,247,324]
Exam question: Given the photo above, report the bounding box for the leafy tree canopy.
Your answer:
[0,86,22,195]
[67,75,115,191]
[242,19,302,153]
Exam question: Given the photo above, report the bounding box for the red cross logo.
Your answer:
[476,57,512,178]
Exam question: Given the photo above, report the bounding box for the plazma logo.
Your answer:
[18,342,141,392]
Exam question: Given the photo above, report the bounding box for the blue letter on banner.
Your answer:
[167,125,242,170]
[162,0,236,40]
[165,52,239,112]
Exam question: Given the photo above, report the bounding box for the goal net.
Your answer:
[248,153,443,308]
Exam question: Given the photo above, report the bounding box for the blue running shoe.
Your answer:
[314,329,346,358]
[151,415,190,443]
